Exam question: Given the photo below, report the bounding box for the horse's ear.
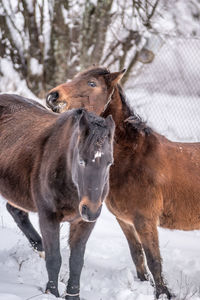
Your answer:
[78,110,89,138]
[106,115,115,139]
[107,69,126,86]
[106,115,115,129]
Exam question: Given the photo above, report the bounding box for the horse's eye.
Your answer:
[79,159,86,166]
[88,81,96,87]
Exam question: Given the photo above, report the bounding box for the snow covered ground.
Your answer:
[0,87,200,300]
[1,197,200,300]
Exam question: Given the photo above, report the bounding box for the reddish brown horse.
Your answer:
[0,93,115,300]
[46,67,200,299]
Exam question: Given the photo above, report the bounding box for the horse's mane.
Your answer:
[53,109,110,157]
[118,85,152,135]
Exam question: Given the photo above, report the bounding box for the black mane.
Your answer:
[79,110,110,156]
[118,85,152,135]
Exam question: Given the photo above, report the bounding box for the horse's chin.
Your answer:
[51,106,60,113]
[51,102,67,113]
[80,215,97,223]
[79,210,98,223]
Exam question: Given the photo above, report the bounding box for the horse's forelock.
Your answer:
[79,113,109,155]
[75,67,110,79]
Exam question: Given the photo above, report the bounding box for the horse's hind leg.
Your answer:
[134,213,172,299]
[116,218,149,281]
[66,219,96,300]
[6,203,43,252]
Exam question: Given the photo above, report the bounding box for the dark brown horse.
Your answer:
[46,67,200,299]
[0,93,115,300]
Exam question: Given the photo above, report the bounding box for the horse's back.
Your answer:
[0,93,47,114]
[160,136,200,178]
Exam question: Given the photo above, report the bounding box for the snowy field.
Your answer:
[0,87,200,300]
[1,198,200,300]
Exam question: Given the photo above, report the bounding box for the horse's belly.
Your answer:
[0,170,37,212]
[160,200,200,231]
[7,200,33,213]
[0,183,37,212]
[160,215,200,230]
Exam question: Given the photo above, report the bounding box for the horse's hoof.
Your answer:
[46,281,60,297]
[31,240,43,252]
[38,251,45,259]
[157,295,169,300]
[137,271,149,281]
[65,291,80,300]
[65,296,80,300]
[156,285,172,300]
[33,247,45,259]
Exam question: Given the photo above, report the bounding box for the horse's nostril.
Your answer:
[81,204,88,215]
[46,91,59,105]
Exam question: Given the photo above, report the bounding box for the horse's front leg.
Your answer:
[66,219,96,300]
[39,211,61,297]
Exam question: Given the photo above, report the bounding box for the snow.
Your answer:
[30,58,43,76]
[0,58,44,103]
[1,195,200,300]
[43,0,52,59]
[24,0,34,13]
[94,151,103,159]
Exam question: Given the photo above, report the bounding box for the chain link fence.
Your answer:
[126,36,200,142]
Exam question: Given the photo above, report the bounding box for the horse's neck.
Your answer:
[103,87,129,127]
[103,87,157,155]
[103,87,135,141]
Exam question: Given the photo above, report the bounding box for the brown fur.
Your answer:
[46,67,200,299]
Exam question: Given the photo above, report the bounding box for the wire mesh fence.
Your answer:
[126,36,200,142]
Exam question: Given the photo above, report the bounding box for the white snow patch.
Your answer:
[1,193,200,299]
[0,58,44,104]
[95,151,103,159]
[30,58,43,76]
[25,0,34,13]
[92,151,103,162]
[0,294,22,300]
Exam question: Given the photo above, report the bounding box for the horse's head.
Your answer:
[46,67,126,115]
[71,109,115,222]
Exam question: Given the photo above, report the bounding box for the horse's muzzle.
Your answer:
[46,93,67,113]
[79,200,102,222]
[46,91,59,108]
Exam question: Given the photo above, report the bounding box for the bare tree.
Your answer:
[0,0,159,97]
